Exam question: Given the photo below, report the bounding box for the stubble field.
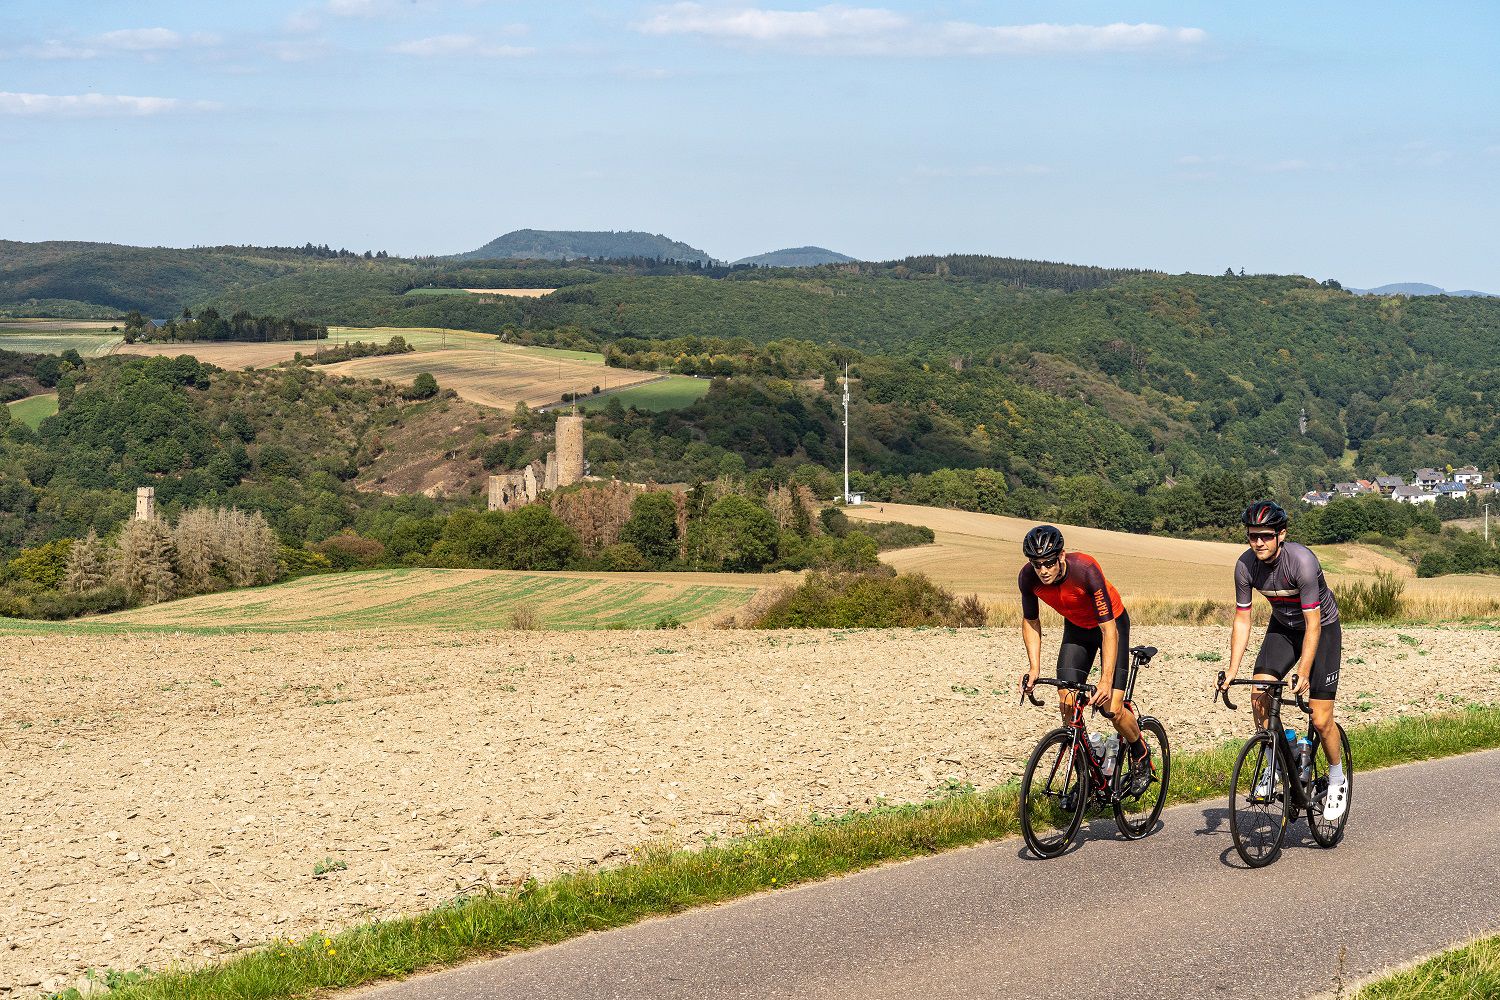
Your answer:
[845,502,1500,613]
[320,350,659,411]
[2,624,1492,993]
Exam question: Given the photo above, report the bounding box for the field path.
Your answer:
[360,749,1500,1000]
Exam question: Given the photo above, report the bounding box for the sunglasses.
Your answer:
[1029,555,1061,570]
[1246,531,1279,543]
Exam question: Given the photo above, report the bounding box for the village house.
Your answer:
[1414,468,1445,488]
[1392,485,1435,505]
[1454,466,1483,486]
[1434,481,1469,501]
[1301,490,1332,507]
[1375,475,1405,494]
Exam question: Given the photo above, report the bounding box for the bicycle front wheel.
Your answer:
[1114,716,1170,839]
[1020,728,1089,859]
[1308,724,1353,848]
[1228,731,1291,868]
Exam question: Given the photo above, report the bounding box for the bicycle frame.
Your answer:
[1216,673,1317,810]
[1024,646,1155,807]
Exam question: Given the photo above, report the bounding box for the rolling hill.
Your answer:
[458,229,717,265]
[732,246,858,267]
[1349,282,1497,297]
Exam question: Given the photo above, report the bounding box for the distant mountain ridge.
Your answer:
[459,230,716,265]
[1348,281,1497,298]
[732,246,858,267]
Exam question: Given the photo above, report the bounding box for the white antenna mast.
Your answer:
[842,362,851,504]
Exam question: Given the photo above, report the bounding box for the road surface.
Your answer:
[359,749,1500,1000]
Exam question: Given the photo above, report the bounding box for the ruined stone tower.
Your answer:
[135,486,156,522]
[555,413,584,487]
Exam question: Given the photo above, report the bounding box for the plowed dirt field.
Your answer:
[2,625,1491,993]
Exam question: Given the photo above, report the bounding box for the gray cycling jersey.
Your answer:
[1234,541,1339,628]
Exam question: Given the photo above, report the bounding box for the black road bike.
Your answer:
[1215,672,1353,868]
[1017,645,1171,858]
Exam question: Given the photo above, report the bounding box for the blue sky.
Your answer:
[2,2,1496,289]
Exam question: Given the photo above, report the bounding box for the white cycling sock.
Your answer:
[1328,763,1345,785]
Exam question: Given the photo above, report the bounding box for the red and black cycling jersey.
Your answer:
[1018,552,1124,629]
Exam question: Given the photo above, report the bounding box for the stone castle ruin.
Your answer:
[488,413,585,511]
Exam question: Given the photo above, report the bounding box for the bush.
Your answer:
[654,614,684,629]
[0,583,132,620]
[315,532,387,570]
[508,604,541,630]
[406,372,439,400]
[1337,571,1405,622]
[753,571,982,628]
[600,542,647,571]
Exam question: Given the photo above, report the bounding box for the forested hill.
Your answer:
[733,246,857,267]
[457,229,717,264]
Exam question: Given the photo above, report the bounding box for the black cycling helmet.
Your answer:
[1022,524,1065,560]
[1241,500,1289,531]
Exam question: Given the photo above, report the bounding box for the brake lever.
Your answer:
[1291,675,1312,713]
[1018,673,1044,708]
[1216,671,1238,711]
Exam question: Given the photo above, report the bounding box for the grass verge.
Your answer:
[1355,933,1500,999]
[91,704,1500,1000]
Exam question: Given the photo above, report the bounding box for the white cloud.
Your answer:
[0,91,220,117]
[914,163,1053,178]
[23,40,100,59]
[636,4,1206,56]
[328,0,395,17]
[286,10,323,33]
[390,34,532,57]
[1262,159,1310,172]
[19,27,219,59]
[1174,153,1224,166]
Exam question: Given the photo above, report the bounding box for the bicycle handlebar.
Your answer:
[1215,671,1309,713]
[1020,676,1115,719]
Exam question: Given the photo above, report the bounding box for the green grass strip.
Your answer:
[66,704,1500,1000]
[1355,933,1500,999]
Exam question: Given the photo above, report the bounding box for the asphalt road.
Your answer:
[359,749,1500,1000]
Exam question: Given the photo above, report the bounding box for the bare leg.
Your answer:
[1108,690,1143,743]
[1309,698,1342,767]
[1250,672,1280,732]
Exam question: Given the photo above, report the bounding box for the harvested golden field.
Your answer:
[71,567,780,631]
[112,339,331,368]
[320,349,659,410]
[1,624,1492,992]
[845,502,1500,614]
[463,287,555,297]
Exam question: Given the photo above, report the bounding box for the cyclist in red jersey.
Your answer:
[1017,524,1153,796]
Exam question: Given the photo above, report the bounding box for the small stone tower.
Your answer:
[135,486,156,522]
[555,414,585,487]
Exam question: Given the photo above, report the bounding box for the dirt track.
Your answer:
[1,625,1492,993]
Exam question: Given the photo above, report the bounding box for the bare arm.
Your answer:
[1097,617,1120,688]
[1225,607,1252,687]
[1021,617,1042,690]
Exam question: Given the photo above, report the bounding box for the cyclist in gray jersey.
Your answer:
[1217,500,1348,821]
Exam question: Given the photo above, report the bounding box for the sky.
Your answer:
[2,1,1497,289]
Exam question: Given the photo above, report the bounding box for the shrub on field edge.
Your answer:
[753,571,986,629]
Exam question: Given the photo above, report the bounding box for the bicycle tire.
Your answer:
[1020,727,1089,859]
[1113,716,1171,839]
[1228,731,1291,868]
[1307,724,1353,848]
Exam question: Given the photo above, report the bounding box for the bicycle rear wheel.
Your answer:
[1228,731,1291,868]
[1020,728,1089,858]
[1308,724,1353,848]
[1114,717,1170,839]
